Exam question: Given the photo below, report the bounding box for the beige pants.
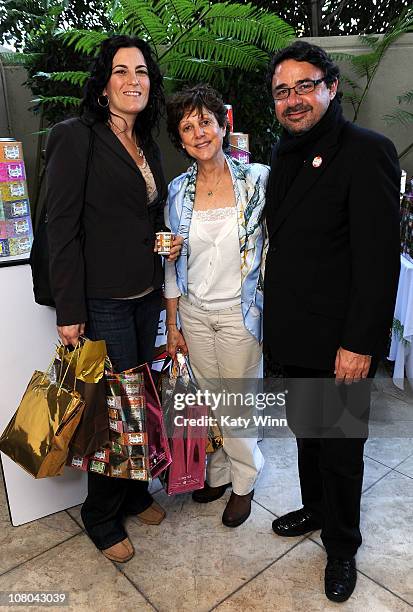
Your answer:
[178,297,264,495]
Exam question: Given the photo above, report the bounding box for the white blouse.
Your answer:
[164,206,241,310]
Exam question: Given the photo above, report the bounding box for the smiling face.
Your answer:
[103,47,150,121]
[178,106,226,162]
[272,59,338,135]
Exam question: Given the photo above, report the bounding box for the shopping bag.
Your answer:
[154,352,223,455]
[56,338,108,458]
[67,359,172,481]
[159,352,208,495]
[0,345,85,478]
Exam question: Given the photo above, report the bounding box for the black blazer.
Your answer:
[264,120,401,371]
[46,118,167,326]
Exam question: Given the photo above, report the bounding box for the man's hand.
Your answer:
[57,323,85,347]
[334,347,371,384]
[166,325,188,360]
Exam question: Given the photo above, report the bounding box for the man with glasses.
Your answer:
[264,41,400,602]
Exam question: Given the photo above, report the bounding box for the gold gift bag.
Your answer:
[0,346,86,478]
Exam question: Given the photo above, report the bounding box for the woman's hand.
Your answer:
[167,235,184,262]
[57,323,85,347]
[166,325,188,360]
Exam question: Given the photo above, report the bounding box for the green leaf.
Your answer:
[31,95,81,108]
[111,0,167,45]
[383,110,413,126]
[342,92,361,105]
[359,34,379,49]
[33,70,90,86]
[50,70,90,86]
[0,51,42,65]
[157,0,205,33]
[165,47,231,81]
[204,3,294,51]
[174,32,269,71]
[330,52,358,63]
[339,74,360,91]
[397,90,413,105]
[60,29,109,55]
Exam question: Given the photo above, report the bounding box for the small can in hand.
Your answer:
[156,231,174,256]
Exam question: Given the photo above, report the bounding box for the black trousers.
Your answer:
[283,361,378,559]
[81,289,162,550]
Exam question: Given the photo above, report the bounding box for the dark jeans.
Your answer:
[283,361,378,560]
[81,289,162,550]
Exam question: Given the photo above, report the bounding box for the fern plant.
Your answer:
[2,0,294,123]
[337,7,413,123]
[32,0,293,105]
[383,90,413,161]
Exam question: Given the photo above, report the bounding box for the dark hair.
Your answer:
[166,83,230,154]
[81,35,164,145]
[267,41,340,91]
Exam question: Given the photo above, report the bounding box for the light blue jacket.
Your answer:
[165,155,269,342]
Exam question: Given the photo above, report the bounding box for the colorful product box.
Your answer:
[111,441,124,455]
[130,469,148,480]
[0,181,28,201]
[0,239,10,257]
[106,395,122,409]
[89,460,107,475]
[0,221,6,240]
[109,419,123,433]
[8,236,32,256]
[0,142,23,162]
[6,216,32,238]
[122,432,148,446]
[92,448,110,463]
[109,462,130,478]
[69,456,89,471]
[3,199,30,219]
[0,162,26,182]
[124,383,144,396]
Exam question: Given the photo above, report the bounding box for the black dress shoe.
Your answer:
[192,482,231,503]
[325,557,357,603]
[222,490,254,527]
[272,508,322,537]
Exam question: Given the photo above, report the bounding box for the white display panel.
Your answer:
[0,264,87,526]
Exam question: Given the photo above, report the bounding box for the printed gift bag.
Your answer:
[160,353,208,495]
[68,359,171,480]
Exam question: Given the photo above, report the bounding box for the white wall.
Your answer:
[0,264,87,526]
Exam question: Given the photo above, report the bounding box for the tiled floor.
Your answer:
[0,370,412,611]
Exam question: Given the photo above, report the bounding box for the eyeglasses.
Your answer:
[273,78,326,101]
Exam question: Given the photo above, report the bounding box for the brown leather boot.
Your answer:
[222,490,254,527]
[101,537,134,562]
[192,482,232,503]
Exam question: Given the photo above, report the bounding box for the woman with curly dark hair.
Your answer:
[164,84,269,528]
[46,35,182,562]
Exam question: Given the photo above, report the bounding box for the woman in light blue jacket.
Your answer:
[164,84,269,527]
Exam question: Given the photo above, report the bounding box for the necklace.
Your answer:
[200,167,225,197]
[133,134,144,158]
[108,121,144,159]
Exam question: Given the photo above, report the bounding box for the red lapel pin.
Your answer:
[312,155,322,168]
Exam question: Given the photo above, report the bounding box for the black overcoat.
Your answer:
[264,120,401,370]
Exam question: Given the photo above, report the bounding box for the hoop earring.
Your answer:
[97,94,109,108]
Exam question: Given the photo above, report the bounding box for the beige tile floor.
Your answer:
[0,370,412,612]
